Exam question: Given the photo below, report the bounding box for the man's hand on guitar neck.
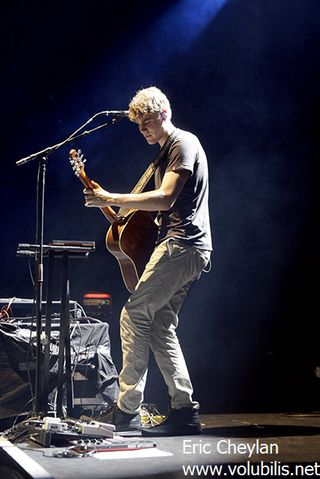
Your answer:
[84,180,113,208]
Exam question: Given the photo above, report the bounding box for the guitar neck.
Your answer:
[118,160,158,217]
[79,170,120,224]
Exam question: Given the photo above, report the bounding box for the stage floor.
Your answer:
[1,412,320,479]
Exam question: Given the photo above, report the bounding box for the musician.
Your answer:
[84,86,212,435]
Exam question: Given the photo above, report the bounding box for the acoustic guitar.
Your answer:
[69,149,158,292]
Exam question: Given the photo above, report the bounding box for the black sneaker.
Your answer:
[82,405,141,433]
[141,407,202,437]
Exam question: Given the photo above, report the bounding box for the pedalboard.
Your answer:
[30,416,116,447]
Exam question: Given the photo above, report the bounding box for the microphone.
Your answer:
[102,110,129,117]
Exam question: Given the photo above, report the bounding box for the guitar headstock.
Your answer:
[69,148,86,179]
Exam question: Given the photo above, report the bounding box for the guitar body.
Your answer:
[69,148,159,293]
[106,210,158,292]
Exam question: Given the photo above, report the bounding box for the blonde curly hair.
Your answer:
[128,86,172,122]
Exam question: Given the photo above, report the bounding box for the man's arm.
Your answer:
[84,169,190,211]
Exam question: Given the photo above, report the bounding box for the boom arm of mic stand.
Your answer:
[15,110,119,166]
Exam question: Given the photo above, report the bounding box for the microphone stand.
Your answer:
[16,111,126,416]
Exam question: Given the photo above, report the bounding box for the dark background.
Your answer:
[0,0,319,413]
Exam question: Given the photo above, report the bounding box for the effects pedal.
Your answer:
[69,438,156,453]
[74,419,115,437]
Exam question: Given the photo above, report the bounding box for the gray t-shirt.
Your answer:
[154,128,212,251]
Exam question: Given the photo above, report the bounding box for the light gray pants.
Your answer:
[117,238,211,414]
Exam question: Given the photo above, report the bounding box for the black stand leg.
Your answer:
[56,288,65,416]
[34,156,47,414]
[42,250,55,415]
[56,252,74,417]
[61,252,74,416]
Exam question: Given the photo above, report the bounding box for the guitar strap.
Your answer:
[118,130,178,218]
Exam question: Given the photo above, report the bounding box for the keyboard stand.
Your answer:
[17,241,95,418]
